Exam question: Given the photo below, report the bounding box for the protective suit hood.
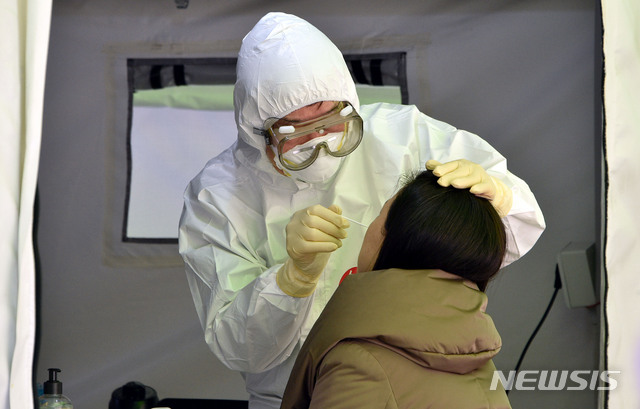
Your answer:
[233,12,360,175]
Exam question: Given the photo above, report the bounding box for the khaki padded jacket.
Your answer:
[280,269,511,409]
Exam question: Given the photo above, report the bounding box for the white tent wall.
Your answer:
[602,0,640,408]
[1,1,52,408]
[36,1,602,408]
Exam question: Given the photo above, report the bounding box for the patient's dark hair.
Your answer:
[372,170,506,291]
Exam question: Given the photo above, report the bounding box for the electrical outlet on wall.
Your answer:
[557,242,597,308]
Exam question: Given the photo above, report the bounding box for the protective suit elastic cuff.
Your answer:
[276,259,319,298]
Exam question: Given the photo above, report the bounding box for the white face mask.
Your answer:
[291,152,344,184]
[271,142,344,184]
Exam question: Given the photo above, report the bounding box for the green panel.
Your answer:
[355,84,402,105]
[133,83,401,111]
[133,84,235,110]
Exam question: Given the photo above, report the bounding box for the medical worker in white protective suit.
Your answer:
[179,12,545,409]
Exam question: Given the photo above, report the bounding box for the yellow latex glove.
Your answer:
[277,204,349,297]
[426,159,513,218]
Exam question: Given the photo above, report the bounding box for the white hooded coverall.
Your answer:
[178,12,545,409]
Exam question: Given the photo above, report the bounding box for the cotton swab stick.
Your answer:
[342,216,367,227]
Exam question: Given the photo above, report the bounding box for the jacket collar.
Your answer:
[302,268,501,375]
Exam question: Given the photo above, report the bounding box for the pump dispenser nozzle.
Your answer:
[40,368,73,408]
[44,368,63,395]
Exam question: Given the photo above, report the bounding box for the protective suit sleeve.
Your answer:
[179,181,314,373]
[418,116,544,266]
[361,103,545,265]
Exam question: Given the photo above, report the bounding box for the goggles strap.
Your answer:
[253,127,273,146]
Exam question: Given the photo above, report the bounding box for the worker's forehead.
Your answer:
[278,101,339,124]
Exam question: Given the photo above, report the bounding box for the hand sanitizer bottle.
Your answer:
[39,368,73,409]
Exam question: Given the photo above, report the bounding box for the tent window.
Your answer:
[124,53,407,242]
[344,53,408,105]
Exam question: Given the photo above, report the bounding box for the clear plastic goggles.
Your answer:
[262,101,363,171]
